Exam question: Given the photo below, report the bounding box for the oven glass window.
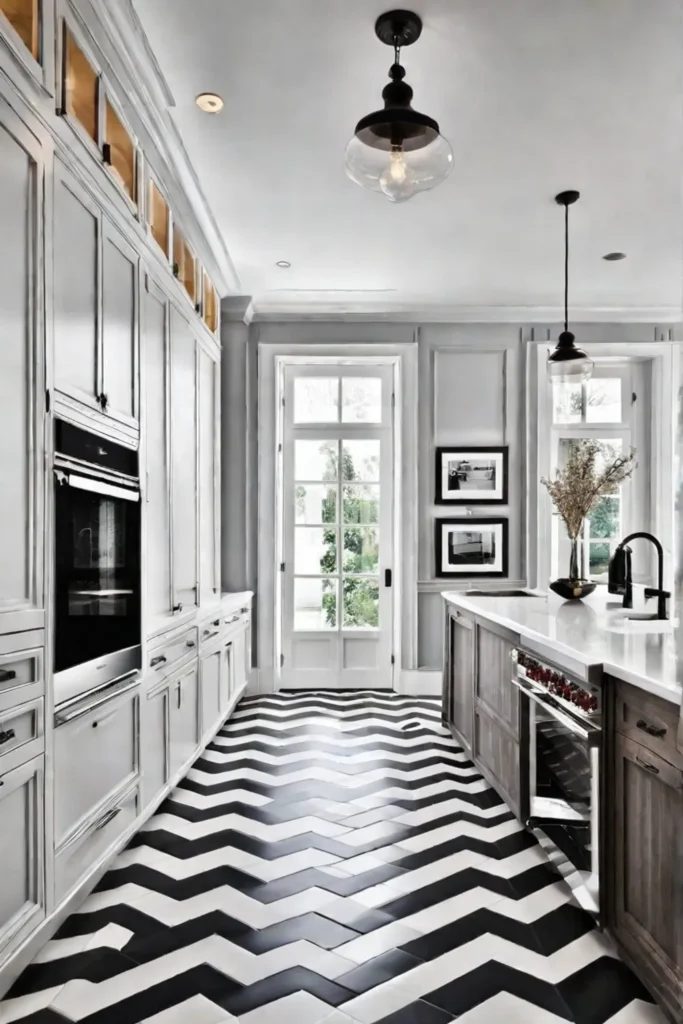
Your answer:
[535,706,592,818]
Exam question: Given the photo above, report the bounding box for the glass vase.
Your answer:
[569,534,584,582]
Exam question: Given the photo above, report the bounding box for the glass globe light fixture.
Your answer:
[345,10,453,202]
[547,190,593,382]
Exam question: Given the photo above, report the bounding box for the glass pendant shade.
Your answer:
[547,332,594,383]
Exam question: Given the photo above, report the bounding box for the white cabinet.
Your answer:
[143,682,169,809]
[169,665,199,775]
[219,638,234,713]
[0,95,45,635]
[200,647,221,738]
[102,218,138,426]
[0,755,45,959]
[198,347,220,605]
[170,306,198,613]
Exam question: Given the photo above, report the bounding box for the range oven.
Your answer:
[511,648,603,918]
[53,420,141,710]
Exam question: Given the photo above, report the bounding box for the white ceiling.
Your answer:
[134,0,683,320]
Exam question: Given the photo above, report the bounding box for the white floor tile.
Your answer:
[455,992,571,1022]
[0,987,64,1023]
[335,923,424,965]
[348,883,400,908]
[604,1001,670,1023]
[140,995,239,1023]
[239,991,340,1024]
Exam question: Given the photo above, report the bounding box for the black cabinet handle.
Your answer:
[0,728,16,746]
[0,669,17,684]
[186,640,196,648]
[385,569,392,587]
[636,719,667,739]
[635,756,660,775]
[173,603,183,613]
[150,655,167,668]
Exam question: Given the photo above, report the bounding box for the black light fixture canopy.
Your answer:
[547,190,593,383]
[345,10,453,202]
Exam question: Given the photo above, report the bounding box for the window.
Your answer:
[149,180,169,257]
[104,99,136,202]
[64,28,99,143]
[1,0,39,59]
[173,225,196,303]
[203,272,218,333]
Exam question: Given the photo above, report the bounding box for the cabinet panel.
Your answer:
[220,638,233,712]
[54,163,99,409]
[102,219,137,423]
[170,666,198,775]
[170,307,197,610]
[144,280,171,625]
[0,755,45,956]
[201,648,221,737]
[198,348,218,604]
[445,612,474,752]
[474,706,521,818]
[476,626,518,737]
[143,684,168,808]
[0,101,42,621]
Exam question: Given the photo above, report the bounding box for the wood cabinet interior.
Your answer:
[149,179,169,257]
[203,272,218,333]
[104,99,135,202]
[173,226,196,304]
[1,0,39,59]
[64,29,98,143]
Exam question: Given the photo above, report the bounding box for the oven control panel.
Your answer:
[512,649,601,715]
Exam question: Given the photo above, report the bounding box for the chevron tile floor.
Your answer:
[0,692,666,1024]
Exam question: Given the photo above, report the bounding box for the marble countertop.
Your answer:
[221,591,253,614]
[442,588,682,705]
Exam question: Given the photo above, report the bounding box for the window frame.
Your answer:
[0,0,54,93]
[58,18,104,160]
[101,88,139,212]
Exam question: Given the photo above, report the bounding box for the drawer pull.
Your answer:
[151,655,167,668]
[173,603,183,613]
[186,640,196,648]
[636,719,667,739]
[225,614,240,625]
[635,756,660,775]
[0,728,16,746]
[203,629,220,641]
[0,669,17,684]
[95,806,122,831]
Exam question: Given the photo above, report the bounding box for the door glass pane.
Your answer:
[65,29,98,142]
[343,484,379,524]
[343,528,379,573]
[586,379,621,423]
[149,181,169,257]
[342,378,382,423]
[2,0,39,59]
[173,226,196,303]
[295,527,337,574]
[294,378,338,423]
[295,578,336,630]
[553,382,582,424]
[296,485,337,524]
[105,99,135,200]
[342,440,380,481]
[295,440,338,481]
[343,578,379,628]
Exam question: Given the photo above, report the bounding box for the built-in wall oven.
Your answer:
[53,421,141,710]
[511,648,603,918]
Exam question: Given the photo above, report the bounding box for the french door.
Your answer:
[280,365,394,689]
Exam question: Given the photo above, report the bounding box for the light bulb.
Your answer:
[379,146,417,202]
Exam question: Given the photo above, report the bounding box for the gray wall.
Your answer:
[221,313,675,671]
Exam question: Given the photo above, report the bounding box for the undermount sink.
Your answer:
[605,610,675,634]
[466,590,537,597]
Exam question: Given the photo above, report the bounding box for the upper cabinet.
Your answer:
[1,0,39,60]
[0,0,53,89]
[203,272,219,335]
[170,305,198,613]
[149,178,170,258]
[198,347,220,604]
[102,218,138,426]
[63,27,98,144]
[173,225,196,307]
[103,96,136,204]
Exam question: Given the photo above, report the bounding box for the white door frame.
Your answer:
[257,343,418,694]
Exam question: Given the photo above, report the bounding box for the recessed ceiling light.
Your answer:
[276,260,291,268]
[602,252,627,261]
[196,93,224,113]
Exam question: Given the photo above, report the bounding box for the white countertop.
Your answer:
[221,591,253,614]
[442,588,682,705]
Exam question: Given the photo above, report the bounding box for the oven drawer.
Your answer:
[54,685,139,848]
[0,636,44,715]
[613,679,683,771]
[0,698,44,775]
[55,783,139,904]
[147,624,198,680]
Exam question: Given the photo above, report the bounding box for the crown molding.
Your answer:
[221,296,255,324]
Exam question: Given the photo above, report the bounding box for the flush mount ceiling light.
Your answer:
[275,260,291,268]
[196,92,224,113]
[547,190,593,383]
[344,9,453,202]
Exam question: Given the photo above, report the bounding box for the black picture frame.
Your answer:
[435,446,509,505]
[435,517,509,578]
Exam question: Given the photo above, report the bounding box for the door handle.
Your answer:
[385,569,392,587]
[150,655,167,668]
[0,669,17,684]
[0,728,16,746]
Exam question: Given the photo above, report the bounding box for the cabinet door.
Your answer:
[233,627,247,695]
[476,626,519,738]
[102,218,138,425]
[198,347,219,605]
[143,684,169,808]
[474,706,521,818]
[53,160,100,410]
[170,307,197,611]
[446,612,474,751]
[219,639,233,712]
[0,97,44,632]
[169,666,198,775]
[0,755,45,957]
[201,649,221,737]
[613,734,683,1015]
[144,277,172,627]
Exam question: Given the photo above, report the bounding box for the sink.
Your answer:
[466,590,536,597]
[605,611,675,634]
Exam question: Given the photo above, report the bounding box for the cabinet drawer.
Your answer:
[0,698,44,774]
[55,687,139,848]
[614,679,683,771]
[148,624,198,680]
[0,644,44,714]
[199,616,222,653]
[55,784,139,904]
[223,606,250,634]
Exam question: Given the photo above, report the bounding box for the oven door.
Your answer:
[54,471,141,706]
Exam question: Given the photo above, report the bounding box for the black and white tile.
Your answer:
[0,692,665,1024]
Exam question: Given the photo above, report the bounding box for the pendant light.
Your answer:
[547,190,593,382]
[345,10,453,202]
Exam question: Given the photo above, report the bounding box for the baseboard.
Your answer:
[397,669,442,696]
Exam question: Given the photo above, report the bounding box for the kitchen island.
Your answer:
[441,588,683,1024]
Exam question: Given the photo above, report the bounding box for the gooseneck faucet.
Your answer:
[608,532,669,620]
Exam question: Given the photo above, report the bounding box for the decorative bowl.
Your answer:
[549,578,597,601]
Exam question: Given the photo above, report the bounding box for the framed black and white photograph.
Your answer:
[435,518,509,578]
[435,446,508,505]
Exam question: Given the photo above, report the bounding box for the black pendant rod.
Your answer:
[563,201,569,334]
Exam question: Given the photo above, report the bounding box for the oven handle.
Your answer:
[511,676,599,742]
[57,471,140,503]
[55,673,140,726]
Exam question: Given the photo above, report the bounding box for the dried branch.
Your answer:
[541,440,637,540]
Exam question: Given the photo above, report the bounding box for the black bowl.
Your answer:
[549,579,597,601]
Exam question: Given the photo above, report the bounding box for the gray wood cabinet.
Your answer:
[0,755,45,959]
[476,627,519,737]
[0,96,45,635]
[101,218,138,427]
[170,306,198,613]
[443,608,474,753]
[169,665,199,775]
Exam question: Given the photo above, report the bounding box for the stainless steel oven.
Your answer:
[511,648,602,918]
[53,421,141,710]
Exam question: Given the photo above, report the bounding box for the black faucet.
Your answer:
[608,532,670,620]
